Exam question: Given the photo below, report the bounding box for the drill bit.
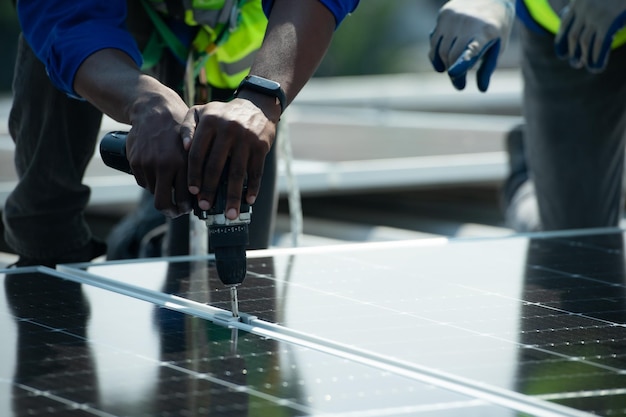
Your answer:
[214,244,247,318]
[230,286,240,318]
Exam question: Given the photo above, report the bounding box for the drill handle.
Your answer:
[99,131,251,219]
[100,131,132,174]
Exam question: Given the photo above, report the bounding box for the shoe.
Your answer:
[106,189,166,260]
[9,237,107,268]
[500,124,529,210]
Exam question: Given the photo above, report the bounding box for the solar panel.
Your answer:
[0,267,518,417]
[4,228,626,415]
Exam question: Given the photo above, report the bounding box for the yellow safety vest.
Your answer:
[523,0,626,48]
[194,0,266,89]
[143,0,267,90]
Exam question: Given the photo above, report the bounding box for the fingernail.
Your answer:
[182,136,191,149]
[247,195,256,205]
[226,208,237,219]
[189,186,199,195]
[199,200,211,210]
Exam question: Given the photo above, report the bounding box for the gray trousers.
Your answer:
[4,34,104,259]
[506,26,626,232]
[4,34,277,260]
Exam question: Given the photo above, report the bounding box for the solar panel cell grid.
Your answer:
[0,269,513,417]
[4,229,626,416]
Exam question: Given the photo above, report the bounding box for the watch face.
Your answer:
[247,75,280,91]
[237,75,286,113]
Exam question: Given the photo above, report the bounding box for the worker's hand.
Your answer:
[73,49,193,218]
[183,97,277,220]
[125,88,193,218]
[429,0,515,92]
[555,1,626,73]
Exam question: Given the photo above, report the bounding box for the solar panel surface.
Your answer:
[3,228,626,416]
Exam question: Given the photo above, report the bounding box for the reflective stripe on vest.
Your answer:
[184,0,235,27]
[148,0,235,28]
[523,0,626,48]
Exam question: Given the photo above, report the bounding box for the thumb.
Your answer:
[448,38,496,91]
[476,39,501,92]
[590,10,626,72]
[180,107,197,151]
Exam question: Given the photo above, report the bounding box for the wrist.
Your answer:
[127,76,184,124]
[233,75,286,123]
[233,90,282,123]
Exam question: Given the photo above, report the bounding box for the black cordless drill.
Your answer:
[99,131,250,317]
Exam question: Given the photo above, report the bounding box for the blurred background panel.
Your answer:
[0,1,525,255]
[0,1,520,94]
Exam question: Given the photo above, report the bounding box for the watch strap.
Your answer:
[234,75,286,114]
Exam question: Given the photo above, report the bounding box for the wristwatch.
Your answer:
[234,75,286,114]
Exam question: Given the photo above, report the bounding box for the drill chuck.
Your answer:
[214,245,247,286]
[195,208,251,287]
[99,131,133,174]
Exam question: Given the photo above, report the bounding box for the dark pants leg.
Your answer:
[510,26,626,231]
[247,141,278,249]
[3,34,103,260]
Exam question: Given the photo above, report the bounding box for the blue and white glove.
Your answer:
[555,1,626,73]
[429,0,515,92]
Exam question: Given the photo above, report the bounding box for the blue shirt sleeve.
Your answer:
[262,0,360,27]
[17,0,143,98]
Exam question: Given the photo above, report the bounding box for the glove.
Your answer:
[428,0,515,92]
[555,1,626,73]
